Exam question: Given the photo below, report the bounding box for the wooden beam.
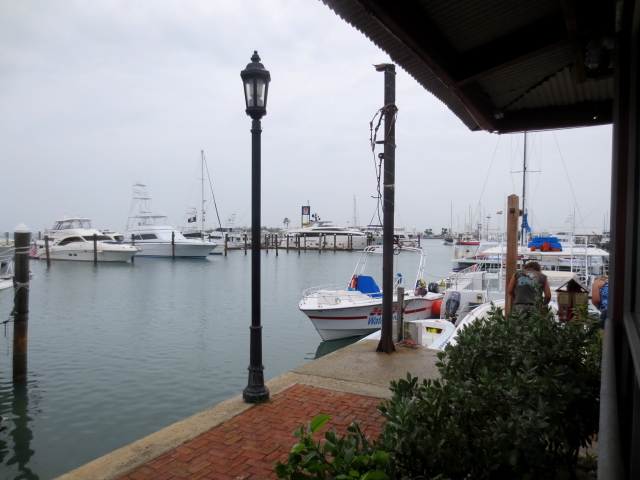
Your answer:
[560,0,587,83]
[505,195,520,315]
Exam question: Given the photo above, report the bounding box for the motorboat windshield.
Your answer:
[52,218,92,230]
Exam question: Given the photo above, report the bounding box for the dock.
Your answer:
[55,340,441,480]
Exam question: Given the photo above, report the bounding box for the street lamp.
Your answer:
[241,51,271,403]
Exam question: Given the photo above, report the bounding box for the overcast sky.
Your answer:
[1,0,612,235]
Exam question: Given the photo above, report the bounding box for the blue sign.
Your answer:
[302,206,310,215]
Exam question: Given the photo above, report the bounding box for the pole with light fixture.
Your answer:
[241,51,271,403]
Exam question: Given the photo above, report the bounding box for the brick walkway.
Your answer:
[117,384,386,480]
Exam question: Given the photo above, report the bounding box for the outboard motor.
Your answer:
[427,282,439,294]
[444,291,461,323]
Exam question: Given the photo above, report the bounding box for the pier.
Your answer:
[54,340,441,480]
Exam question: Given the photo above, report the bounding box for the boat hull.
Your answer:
[129,242,214,258]
[35,245,137,262]
[301,295,438,341]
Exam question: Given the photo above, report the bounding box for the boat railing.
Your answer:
[301,283,348,299]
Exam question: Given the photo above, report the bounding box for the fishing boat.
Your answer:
[34,217,139,262]
[299,246,443,340]
[287,220,369,250]
[124,183,215,258]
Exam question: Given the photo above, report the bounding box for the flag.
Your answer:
[522,213,532,232]
[187,215,197,223]
[496,211,503,214]
[29,246,37,258]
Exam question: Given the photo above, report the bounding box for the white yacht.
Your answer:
[124,183,214,258]
[286,221,368,249]
[34,217,139,262]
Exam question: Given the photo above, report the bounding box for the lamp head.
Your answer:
[241,51,271,119]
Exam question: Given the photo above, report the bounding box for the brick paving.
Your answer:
[117,384,386,480]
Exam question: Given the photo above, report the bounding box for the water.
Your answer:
[0,240,453,479]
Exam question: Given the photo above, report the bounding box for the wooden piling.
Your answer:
[334,234,337,251]
[38,231,41,240]
[4,232,9,245]
[131,234,135,263]
[244,234,248,255]
[304,234,307,252]
[172,231,175,259]
[275,234,278,256]
[505,194,520,314]
[265,233,269,254]
[93,233,98,264]
[13,225,31,380]
[286,235,289,252]
[225,234,228,256]
[297,234,300,256]
[396,286,405,343]
[44,235,51,266]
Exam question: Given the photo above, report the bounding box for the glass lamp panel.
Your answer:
[244,79,254,107]
[256,78,265,107]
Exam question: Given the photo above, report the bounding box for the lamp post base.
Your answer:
[242,366,270,403]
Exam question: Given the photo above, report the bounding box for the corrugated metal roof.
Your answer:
[420,0,559,54]
[506,67,614,110]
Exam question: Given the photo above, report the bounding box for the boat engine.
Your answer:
[443,291,461,323]
[427,282,439,293]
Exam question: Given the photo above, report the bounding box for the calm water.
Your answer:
[0,240,453,479]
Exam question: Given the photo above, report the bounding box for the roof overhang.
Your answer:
[321,0,615,133]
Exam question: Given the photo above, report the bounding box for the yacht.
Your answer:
[286,221,368,249]
[124,183,215,258]
[34,217,139,262]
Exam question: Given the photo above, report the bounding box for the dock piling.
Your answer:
[131,234,135,263]
[225,234,228,256]
[172,231,175,259]
[505,194,520,314]
[275,234,278,256]
[396,286,405,343]
[44,235,51,266]
[244,234,247,255]
[12,224,31,380]
[93,233,98,264]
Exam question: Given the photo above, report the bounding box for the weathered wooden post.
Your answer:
[297,234,300,256]
[171,231,175,259]
[44,235,51,266]
[244,233,248,255]
[334,233,337,251]
[4,232,9,245]
[396,286,405,343]
[93,233,98,264]
[265,233,269,254]
[377,62,397,354]
[304,234,307,251]
[38,231,41,240]
[131,234,135,263]
[505,194,520,314]
[275,233,278,256]
[13,224,31,380]
[225,234,228,256]
[286,234,289,252]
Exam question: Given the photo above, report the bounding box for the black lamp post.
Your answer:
[241,51,271,403]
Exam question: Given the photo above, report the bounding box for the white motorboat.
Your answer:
[0,241,14,291]
[299,246,443,341]
[124,183,214,258]
[34,217,139,262]
[359,318,456,350]
[287,221,368,249]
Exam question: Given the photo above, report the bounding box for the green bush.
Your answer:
[276,302,601,480]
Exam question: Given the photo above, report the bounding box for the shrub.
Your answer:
[276,302,601,480]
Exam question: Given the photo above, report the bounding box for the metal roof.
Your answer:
[321,0,616,133]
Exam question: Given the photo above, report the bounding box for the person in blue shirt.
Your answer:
[591,275,609,330]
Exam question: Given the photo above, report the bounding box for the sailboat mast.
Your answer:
[521,132,528,246]
[201,150,205,236]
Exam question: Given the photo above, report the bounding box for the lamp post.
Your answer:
[241,51,271,403]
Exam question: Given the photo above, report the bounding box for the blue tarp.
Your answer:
[357,275,382,298]
[528,237,563,250]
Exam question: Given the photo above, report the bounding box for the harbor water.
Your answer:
[0,240,454,480]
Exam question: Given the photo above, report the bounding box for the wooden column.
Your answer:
[13,224,31,380]
[93,233,98,264]
[505,194,520,314]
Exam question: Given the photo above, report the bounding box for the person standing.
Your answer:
[507,261,551,317]
[591,275,609,329]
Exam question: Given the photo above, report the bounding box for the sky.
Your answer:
[0,0,613,235]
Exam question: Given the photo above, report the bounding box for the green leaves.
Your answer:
[275,302,601,480]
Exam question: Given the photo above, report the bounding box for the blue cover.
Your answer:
[528,237,562,250]
[357,275,382,298]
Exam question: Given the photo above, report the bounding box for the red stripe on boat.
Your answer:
[308,315,368,320]
[404,307,428,314]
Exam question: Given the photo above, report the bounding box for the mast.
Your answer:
[201,150,205,236]
[521,132,528,246]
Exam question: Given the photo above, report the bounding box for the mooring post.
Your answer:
[286,234,289,252]
[93,233,98,264]
[505,194,520,314]
[4,232,9,245]
[334,233,337,251]
[225,234,228,257]
[376,62,397,354]
[131,234,135,263]
[13,224,31,380]
[396,286,405,343]
[171,231,175,259]
[244,234,247,256]
[44,235,51,266]
[275,233,278,257]
[297,234,300,256]
[304,234,307,252]
[38,231,41,240]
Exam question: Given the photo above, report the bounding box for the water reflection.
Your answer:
[0,376,38,480]
[314,335,366,359]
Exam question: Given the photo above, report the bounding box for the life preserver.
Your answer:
[349,275,358,290]
[541,242,551,251]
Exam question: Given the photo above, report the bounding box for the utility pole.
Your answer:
[375,63,397,354]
